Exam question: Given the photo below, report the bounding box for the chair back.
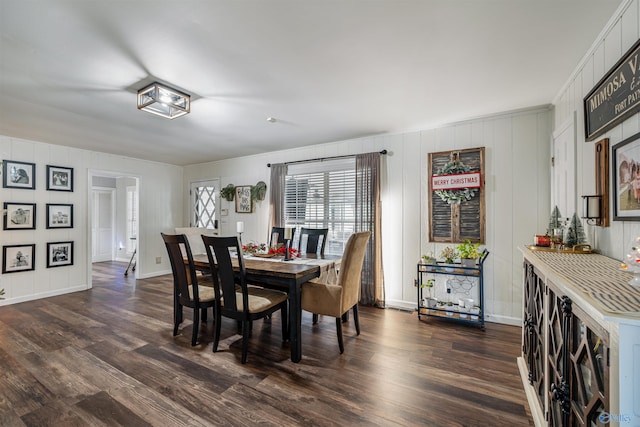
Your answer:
[161,233,202,306]
[269,227,285,248]
[338,231,371,310]
[297,227,328,255]
[202,235,248,314]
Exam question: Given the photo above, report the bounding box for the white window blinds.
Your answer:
[284,158,355,255]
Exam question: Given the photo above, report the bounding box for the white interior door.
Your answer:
[552,113,576,221]
[190,179,220,229]
[92,188,115,262]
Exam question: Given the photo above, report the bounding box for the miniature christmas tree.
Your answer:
[564,213,587,248]
[547,206,563,235]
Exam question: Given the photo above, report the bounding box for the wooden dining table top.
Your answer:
[191,253,340,280]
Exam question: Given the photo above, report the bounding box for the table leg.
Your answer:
[289,281,302,363]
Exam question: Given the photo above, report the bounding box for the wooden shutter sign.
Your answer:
[428,147,485,243]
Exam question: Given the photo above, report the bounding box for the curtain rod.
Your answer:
[267,149,387,167]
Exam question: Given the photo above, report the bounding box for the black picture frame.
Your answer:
[2,244,35,274]
[612,130,640,221]
[2,160,36,189]
[46,241,73,268]
[3,202,36,230]
[46,203,73,229]
[46,165,74,191]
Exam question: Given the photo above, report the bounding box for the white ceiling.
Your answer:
[0,0,623,166]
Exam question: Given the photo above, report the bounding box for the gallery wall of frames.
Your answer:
[2,160,74,274]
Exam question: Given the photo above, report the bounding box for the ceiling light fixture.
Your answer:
[137,82,190,119]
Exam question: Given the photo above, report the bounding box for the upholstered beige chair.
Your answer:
[301,231,371,353]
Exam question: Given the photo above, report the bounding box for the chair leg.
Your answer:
[201,307,207,322]
[174,300,182,337]
[353,304,360,336]
[281,303,288,342]
[335,317,344,354]
[241,320,250,364]
[212,305,221,352]
[191,307,200,346]
[312,313,319,324]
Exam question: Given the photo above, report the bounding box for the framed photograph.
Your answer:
[613,132,640,221]
[3,202,36,230]
[46,165,73,191]
[2,244,35,274]
[2,160,35,189]
[235,185,252,213]
[46,204,73,229]
[46,241,73,268]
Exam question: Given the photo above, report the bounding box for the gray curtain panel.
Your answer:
[356,152,385,307]
[269,163,288,237]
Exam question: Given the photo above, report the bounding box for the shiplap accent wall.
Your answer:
[184,106,551,325]
[0,135,183,305]
[554,0,640,262]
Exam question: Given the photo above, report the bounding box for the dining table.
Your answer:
[191,253,341,363]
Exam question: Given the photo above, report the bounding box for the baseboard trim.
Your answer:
[0,284,88,307]
[385,299,522,326]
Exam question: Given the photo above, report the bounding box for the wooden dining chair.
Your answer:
[301,231,371,353]
[161,233,216,346]
[202,235,289,364]
[269,226,286,248]
[297,227,328,255]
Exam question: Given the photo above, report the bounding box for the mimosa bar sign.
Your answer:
[585,38,640,141]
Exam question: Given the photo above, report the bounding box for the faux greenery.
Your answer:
[440,246,458,264]
[547,206,563,235]
[0,288,4,300]
[251,181,267,201]
[434,160,479,205]
[220,184,236,201]
[421,251,436,264]
[457,239,480,259]
[564,213,587,248]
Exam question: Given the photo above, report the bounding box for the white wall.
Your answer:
[0,135,183,305]
[554,0,640,261]
[184,106,551,325]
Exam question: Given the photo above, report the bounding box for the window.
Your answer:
[284,158,355,255]
[190,179,220,229]
[126,186,137,253]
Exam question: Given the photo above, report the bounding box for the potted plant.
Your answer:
[421,251,436,265]
[251,181,267,202]
[440,246,458,271]
[220,184,236,202]
[0,288,4,299]
[457,239,480,268]
[420,278,437,308]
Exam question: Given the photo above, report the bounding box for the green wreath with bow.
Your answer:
[434,160,478,205]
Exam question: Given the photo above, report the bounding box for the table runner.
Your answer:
[528,250,640,315]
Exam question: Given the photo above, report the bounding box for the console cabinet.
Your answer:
[519,248,640,426]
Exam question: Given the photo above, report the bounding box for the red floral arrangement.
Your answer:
[268,246,299,257]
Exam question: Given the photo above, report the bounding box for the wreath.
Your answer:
[434,160,478,205]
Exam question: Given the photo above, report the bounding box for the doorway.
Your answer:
[88,171,140,286]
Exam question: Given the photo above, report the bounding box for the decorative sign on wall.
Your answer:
[584,38,640,141]
[428,147,485,243]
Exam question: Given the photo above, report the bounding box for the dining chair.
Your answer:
[269,226,286,248]
[297,227,328,255]
[301,231,371,353]
[201,235,289,364]
[161,233,216,346]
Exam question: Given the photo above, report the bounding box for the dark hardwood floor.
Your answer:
[0,261,533,426]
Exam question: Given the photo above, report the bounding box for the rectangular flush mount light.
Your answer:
[137,82,190,119]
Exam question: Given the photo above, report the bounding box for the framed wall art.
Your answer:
[428,147,485,243]
[235,185,252,213]
[2,160,35,189]
[46,241,73,268]
[2,244,35,274]
[46,165,73,191]
[46,203,73,229]
[3,202,36,230]
[613,131,640,220]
